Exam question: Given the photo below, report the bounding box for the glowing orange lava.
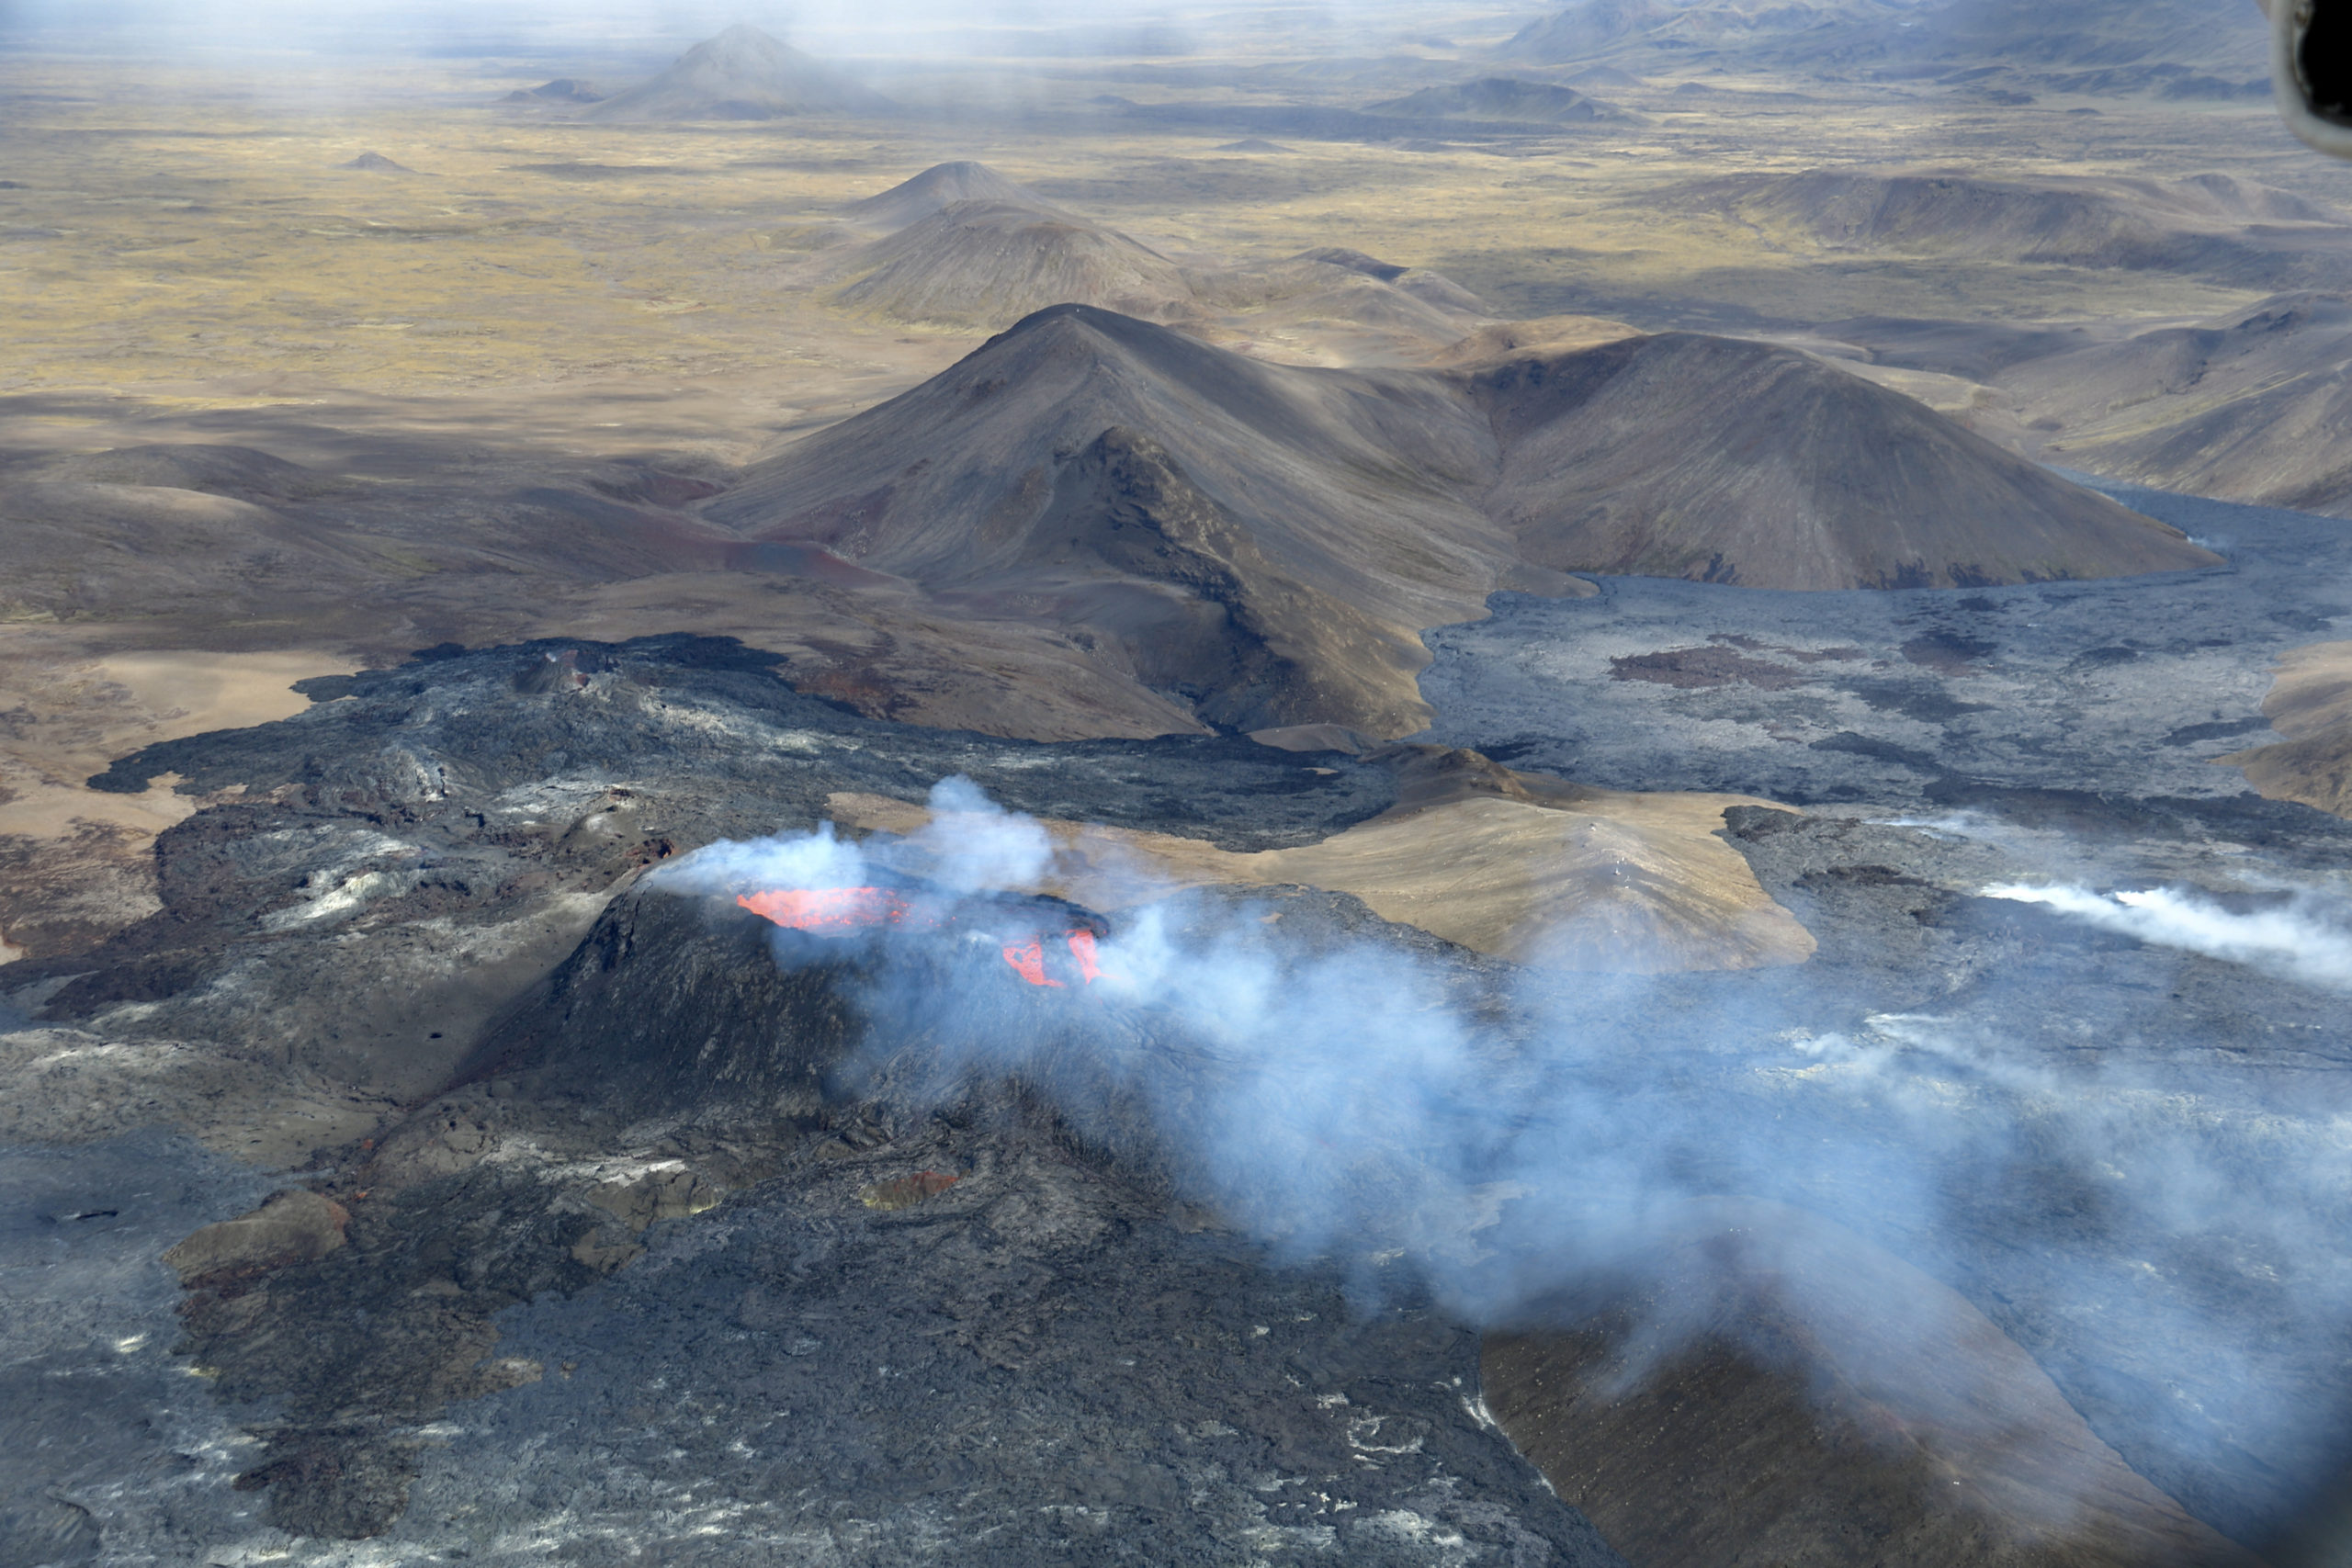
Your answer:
[737,886,911,931]
[739,887,1114,989]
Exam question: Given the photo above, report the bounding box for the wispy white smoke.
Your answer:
[1984,882,2352,991]
[649,780,2352,1531]
[646,818,871,898]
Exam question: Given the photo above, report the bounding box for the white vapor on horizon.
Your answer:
[1982,882,2352,991]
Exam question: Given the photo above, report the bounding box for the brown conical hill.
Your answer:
[705,304,1515,735]
[701,307,2214,733]
[587,23,891,121]
[829,200,1194,329]
[842,161,1065,231]
[1474,333,2221,589]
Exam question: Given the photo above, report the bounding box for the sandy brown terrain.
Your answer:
[825,743,1815,974]
[2224,639,2352,817]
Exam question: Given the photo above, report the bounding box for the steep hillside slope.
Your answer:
[707,305,1513,734]
[704,308,2214,729]
[1474,333,2219,589]
[1999,294,2352,516]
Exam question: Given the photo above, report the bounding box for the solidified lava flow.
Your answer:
[736,886,1113,987]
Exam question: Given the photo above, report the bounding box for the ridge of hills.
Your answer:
[820,161,1494,346]
[586,23,892,121]
[1680,168,2352,291]
[703,304,2216,734]
[2000,294,2352,516]
[1499,0,2268,85]
[1812,291,2352,518]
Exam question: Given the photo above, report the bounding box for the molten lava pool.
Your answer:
[737,886,1112,988]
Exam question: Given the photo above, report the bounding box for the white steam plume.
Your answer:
[648,779,2352,1536]
[1983,882,2352,991]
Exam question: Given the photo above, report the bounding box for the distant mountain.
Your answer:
[841,162,1066,231]
[1889,0,2268,72]
[702,306,2213,733]
[1369,77,1640,123]
[1500,0,1674,61]
[587,24,892,121]
[339,152,416,173]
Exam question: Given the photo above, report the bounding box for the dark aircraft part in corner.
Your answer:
[2268,0,2352,154]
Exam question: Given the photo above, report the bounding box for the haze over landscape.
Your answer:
[5,1,2352,1564]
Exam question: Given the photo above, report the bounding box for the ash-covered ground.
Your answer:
[3,489,2350,1566]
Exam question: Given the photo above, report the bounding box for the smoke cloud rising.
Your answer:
[648,779,2352,1537]
[1984,881,2352,991]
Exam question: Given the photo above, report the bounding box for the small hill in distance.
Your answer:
[587,24,893,121]
[1371,76,1639,123]
[35,442,333,501]
[831,200,1193,329]
[500,78,602,104]
[1996,292,2352,516]
[841,161,1066,231]
[1471,332,2219,589]
[1214,139,1295,153]
[339,152,416,173]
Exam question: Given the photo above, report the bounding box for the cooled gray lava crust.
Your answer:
[6,635,1624,1563]
[1413,481,2352,803]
